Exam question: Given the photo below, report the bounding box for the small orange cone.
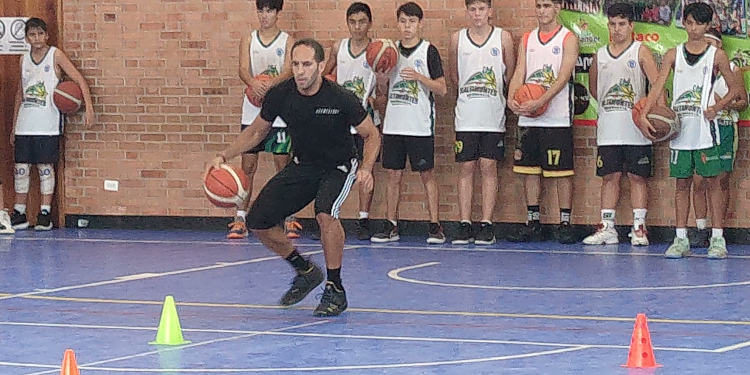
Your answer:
[60,349,80,375]
[622,313,662,368]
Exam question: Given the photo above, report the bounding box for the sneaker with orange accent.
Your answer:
[227,220,248,239]
[286,219,302,239]
[629,225,649,246]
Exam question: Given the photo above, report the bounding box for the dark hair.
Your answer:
[292,38,325,62]
[683,2,713,24]
[465,0,491,6]
[606,3,635,22]
[25,17,47,34]
[397,2,423,20]
[347,2,372,22]
[256,0,283,11]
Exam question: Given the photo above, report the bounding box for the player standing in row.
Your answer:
[370,2,448,244]
[689,28,747,248]
[640,2,744,259]
[11,17,94,231]
[583,3,661,246]
[230,0,299,240]
[507,0,579,244]
[323,2,380,240]
[448,0,515,245]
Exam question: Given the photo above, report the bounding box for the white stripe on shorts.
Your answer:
[331,158,358,218]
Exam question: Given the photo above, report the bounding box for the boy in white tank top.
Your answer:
[230,0,296,240]
[10,17,94,231]
[506,0,579,244]
[448,0,515,245]
[322,2,379,241]
[640,3,744,259]
[582,3,661,247]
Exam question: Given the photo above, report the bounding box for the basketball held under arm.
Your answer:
[55,49,94,126]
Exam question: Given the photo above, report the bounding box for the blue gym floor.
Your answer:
[0,229,748,374]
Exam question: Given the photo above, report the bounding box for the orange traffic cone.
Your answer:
[622,313,662,368]
[60,349,80,375]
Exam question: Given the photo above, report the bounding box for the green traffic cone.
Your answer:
[149,295,190,345]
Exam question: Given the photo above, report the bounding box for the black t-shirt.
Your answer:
[399,41,444,79]
[261,78,368,167]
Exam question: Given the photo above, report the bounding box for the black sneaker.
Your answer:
[427,222,446,244]
[34,210,53,231]
[474,222,496,245]
[279,263,324,306]
[507,221,542,242]
[556,222,578,244]
[313,281,348,317]
[356,218,370,241]
[451,222,473,245]
[371,220,399,243]
[10,210,29,230]
[688,228,710,248]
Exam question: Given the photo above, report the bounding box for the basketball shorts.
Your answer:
[717,124,737,172]
[382,135,434,171]
[241,125,291,155]
[513,127,574,177]
[14,135,61,164]
[596,145,653,178]
[669,147,722,178]
[454,132,505,162]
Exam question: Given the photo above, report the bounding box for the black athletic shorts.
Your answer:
[513,127,574,177]
[14,135,60,164]
[245,158,359,230]
[382,134,434,171]
[454,132,505,162]
[596,145,653,178]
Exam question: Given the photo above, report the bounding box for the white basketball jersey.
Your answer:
[454,27,507,132]
[383,40,435,136]
[709,62,739,127]
[595,42,650,146]
[518,26,573,128]
[241,30,288,128]
[671,44,718,150]
[336,38,378,133]
[15,47,62,136]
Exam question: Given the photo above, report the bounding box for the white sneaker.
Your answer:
[629,225,649,246]
[582,222,618,245]
[0,210,14,234]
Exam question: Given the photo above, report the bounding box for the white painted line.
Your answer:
[714,340,750,352]
[12,237,325,246]
[388,262,750,291]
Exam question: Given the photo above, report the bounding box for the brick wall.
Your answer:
[61,0,750,228]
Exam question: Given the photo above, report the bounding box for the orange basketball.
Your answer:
[513,83,548,117]
[203,164,251,207]
[366,39,398,73]
[245,74,273,107]
[54,81,83,114]
[632,98,681,142]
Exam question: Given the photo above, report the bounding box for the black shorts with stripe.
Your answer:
[246,159,358,230]
[513,127,574,177]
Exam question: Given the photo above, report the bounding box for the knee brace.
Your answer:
[14,163,30,194]
[37,164,55,195]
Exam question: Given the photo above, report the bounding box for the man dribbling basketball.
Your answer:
[207,39,380,316]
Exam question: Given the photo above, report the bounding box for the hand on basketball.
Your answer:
[203,156,225,183]
[251,79,270,98]
[508,99,523,114]
[704,106,718,121]
[518,98,543,115]
[637,115,657,141]
[356,169,373,192]
[399,68,423,82]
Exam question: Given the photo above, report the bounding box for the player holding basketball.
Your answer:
[507,0,579,243]
[370,2,448,244]
[207,39,380,316]
[322,2,380,240]
[582,3,661,246]
[447,0,515,245]
[640,3,743,259]
[231,0,300,240]
[10,17,94,231]
[688,28,747,248]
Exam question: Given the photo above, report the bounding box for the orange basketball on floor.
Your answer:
[513,83,548,117]
[203,164,250,207]
[245,74,273,107]
[366,39,398,73]
[54,81,83,114]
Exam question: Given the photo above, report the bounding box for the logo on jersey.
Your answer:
[342,76,367,99]
[44,65,50,72]
[23,81,48,106]
[628,59,636,69]
[574,19,599,48]
[363,60,370,69]
[276,47,284,56]
[414,59,424,68]
[459,67,498,98]
[673,85,703,117]
[490,47,499,57]
[527,65,556,88]
[552,46,561,55]
[716,109,735,126]
[316,107,341,115]
[389,80,419,105]
[601,79,636,112]
[261,65,280,77]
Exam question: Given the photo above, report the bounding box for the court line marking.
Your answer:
[4,294,750,326]
[10,237,327,246]
[9,346,590,373]
[714,340,750,353]
[0,320,720,353]
[20,321,330,375]
[0,249,324,302]
[388,262,750,292]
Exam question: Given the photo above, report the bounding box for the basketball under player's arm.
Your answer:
[400,46,447,96]
[706,50,743,121]
[447,31,460,90]
[501,29,516,86]
[519,34,579,114]
[640,47,676,138]
[55,49,94,127]
[323,40,341,76]
[588,54,598,101]
[239,33,268,98]
[507,35,528,115]
[354,116,381,192]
